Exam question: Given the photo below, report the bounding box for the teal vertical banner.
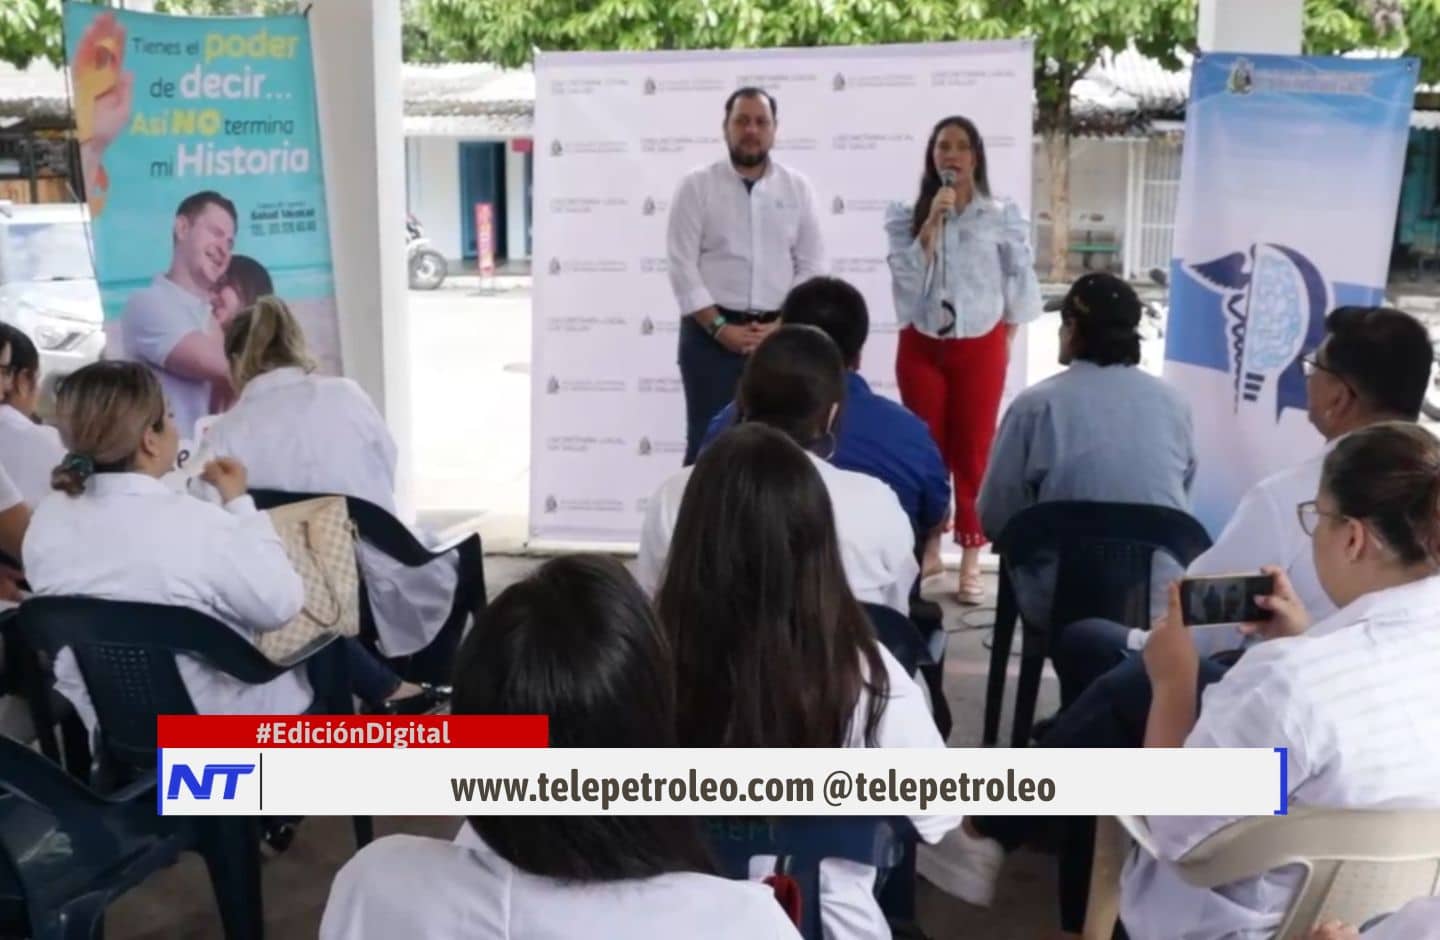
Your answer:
[63,4,340,442]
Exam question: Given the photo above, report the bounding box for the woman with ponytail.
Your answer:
[202,296,463,667]
[26,360,438,727]
[24,360,311,726]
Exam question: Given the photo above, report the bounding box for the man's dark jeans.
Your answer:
[678,315,746,466]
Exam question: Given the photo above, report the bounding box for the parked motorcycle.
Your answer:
[407,214,448,290]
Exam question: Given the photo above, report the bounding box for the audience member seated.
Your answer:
[319,554,801,940]
[1050,305,1432,709]
[0,323,64,507]
[197,296,462,664]
[940,422,1440,939]
[974,271,1195,641]
[639,325,917,613]
[699,276,951,574]
[23,361,429,728]
[656,423,958,940]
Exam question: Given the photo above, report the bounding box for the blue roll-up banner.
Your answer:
[1164,54,1417,534]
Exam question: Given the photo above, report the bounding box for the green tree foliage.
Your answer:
[0,0,64,70]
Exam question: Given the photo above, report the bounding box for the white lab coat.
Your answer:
[319,823,802,940]
[1120,576,1440,939]
[746,645,959,940]
[1364,896,1440,939]
[0,461,27,739]
[637,452,918,614]
[23,472,310,727]
[199,367,460,657]
[0,404,64,510]
[1183,441,1339,656]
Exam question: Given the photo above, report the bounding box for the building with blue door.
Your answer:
[403,64,534,270]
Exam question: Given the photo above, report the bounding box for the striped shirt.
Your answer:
[1120,576,1440,938]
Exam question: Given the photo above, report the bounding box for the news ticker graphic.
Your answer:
[156,716,1287,817]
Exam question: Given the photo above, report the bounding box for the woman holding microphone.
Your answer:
[886,116,1042,602]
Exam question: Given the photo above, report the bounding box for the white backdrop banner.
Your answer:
[531,41,1034,543]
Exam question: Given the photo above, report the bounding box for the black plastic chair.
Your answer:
[0,736,185,940]
[14,595,375,938]
[249,489,486,685]
[983,502,1212,748]
[861,601,950,738]
[705,817,914,940]
[0,609,91,781]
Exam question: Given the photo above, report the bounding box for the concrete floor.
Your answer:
[104,555,1065,939]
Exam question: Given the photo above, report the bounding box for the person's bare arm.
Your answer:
[0,502,31,561]
[163,330,233,388]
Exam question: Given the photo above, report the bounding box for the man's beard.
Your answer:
[729,145,768,168]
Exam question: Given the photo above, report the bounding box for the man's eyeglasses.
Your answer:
[1301,354,1359,400]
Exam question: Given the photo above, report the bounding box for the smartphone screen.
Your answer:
[1179,574,1276,626]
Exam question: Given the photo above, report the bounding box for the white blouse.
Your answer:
[199,367,460,657]
[1121,576,1440,939]
[749,646,959,940]
[637,451,918,614]
[320,823,801,940]
[23,472,309,725]
[0,404,64,509]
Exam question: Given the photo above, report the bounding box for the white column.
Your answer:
[309,0,415,519]
[1198,0,1303,54]
[505,144,529,261]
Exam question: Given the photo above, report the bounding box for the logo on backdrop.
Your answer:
[548,258,561,275]
[546,376,560,395]
[640,316,655,335]
[550,140,564,157]
[1228,59,1255,95]
[642,197,656,216]
[637,437,652,456]
[643,77,657,95]
[832,195,845,215]
[832,72,846,91]
[544,495,558,514]
[1183,243,1328,419]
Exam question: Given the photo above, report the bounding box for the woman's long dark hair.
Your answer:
[657,423,889,749]
[910,115,991,237]
[456,554,715,881]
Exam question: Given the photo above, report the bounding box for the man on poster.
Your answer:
[666,87,825,465]
[111,190,238,440]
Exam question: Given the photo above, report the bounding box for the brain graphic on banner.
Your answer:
[64,4,340,456]
[531,42,1034,543]
[1163,53,1416,535]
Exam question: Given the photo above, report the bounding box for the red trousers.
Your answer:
[896,323,1008,548]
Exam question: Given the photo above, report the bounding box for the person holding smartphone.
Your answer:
[929,423,1440,938]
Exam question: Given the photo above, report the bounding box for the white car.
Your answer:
[0,202,106,407]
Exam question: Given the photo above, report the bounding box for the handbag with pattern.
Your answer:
[257,496,361,663]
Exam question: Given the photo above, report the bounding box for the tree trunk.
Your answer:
[1046,127,1071,283]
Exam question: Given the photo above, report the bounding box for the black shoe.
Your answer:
[372,682,451,715]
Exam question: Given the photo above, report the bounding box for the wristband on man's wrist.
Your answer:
[706,313,729,338]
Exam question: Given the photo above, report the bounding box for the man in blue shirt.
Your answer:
[699,276,951,565]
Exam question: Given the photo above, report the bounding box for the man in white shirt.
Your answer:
[110,190,237,443]
[667,87,825,465]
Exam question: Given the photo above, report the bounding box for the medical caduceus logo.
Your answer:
[1185,243,1329,419]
